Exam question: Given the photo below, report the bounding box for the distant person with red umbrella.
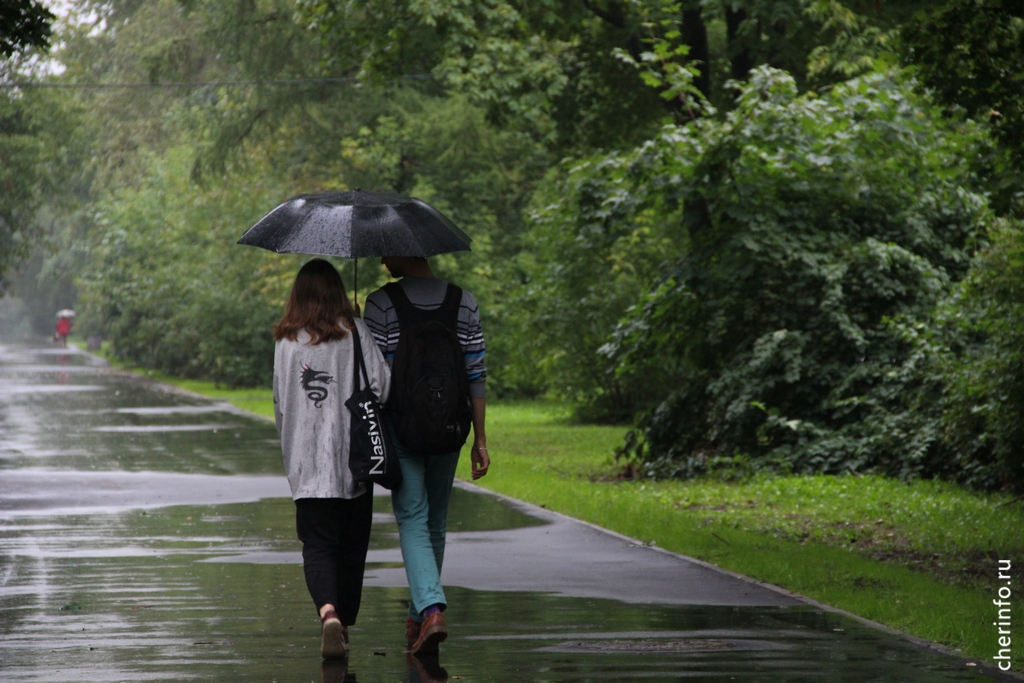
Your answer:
[54,310,74,347]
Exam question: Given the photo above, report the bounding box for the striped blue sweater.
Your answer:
[363,276,486,398]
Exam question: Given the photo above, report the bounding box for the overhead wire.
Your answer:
[0,75,430,89]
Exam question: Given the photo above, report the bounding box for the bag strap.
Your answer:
[350,322,370,392]
[437,283,463,328]
[384,280,463,329]
[383,281,419,327]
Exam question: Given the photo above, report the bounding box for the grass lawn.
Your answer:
[73,340,1022,664]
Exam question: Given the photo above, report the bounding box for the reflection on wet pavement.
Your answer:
[0,341,1006,682]
[0,469,290,515]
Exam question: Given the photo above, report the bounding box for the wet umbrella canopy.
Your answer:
[237,189,472,258]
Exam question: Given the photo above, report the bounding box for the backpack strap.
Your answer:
[382,281,418,327]
[384,281,463,330]
[437,283,463,328]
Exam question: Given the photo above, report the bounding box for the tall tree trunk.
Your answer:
[681,5,710,100]
[725,5,754,81]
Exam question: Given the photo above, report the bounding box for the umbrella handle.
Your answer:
[353,258,359,317]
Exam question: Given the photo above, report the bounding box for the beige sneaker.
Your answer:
[320,610,349,660]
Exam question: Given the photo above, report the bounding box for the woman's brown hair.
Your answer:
[273,259,355,345]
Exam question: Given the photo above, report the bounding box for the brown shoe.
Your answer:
[321,610,349,660]
[406,618,421,649]
[408,611,447,655]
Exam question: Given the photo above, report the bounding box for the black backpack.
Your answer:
[384,282,473,456]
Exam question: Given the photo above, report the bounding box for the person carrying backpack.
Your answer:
[363,255,489,656]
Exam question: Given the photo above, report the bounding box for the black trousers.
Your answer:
[294,490,374,625]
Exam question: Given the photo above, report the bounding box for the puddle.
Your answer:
[0,384,108,394]
[116,406,237,416]
[2,365,108,374]
[17,348,88,356]
[0,370,284,473]
[0,469,290,516]
[90,424,238,433]
[0,340,1009,682]
[538,637,747,653]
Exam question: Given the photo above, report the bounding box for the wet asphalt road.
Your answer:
[0,340,1012,682]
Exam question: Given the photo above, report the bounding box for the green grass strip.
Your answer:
[71,336,275,419]
[75,345,1018,664]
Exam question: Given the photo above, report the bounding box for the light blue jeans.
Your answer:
[390,430,460,623]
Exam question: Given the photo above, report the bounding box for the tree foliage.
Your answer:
[900,0,1024,163]
[530,67,997,482]
[294,0,921,152]
[8,0,1024,491]
[0,87,84,292]
[0,0,79,290]
[940,223,1024,489]
[0,0,54,58]
[80,146,299,386]
[49,0,543,391]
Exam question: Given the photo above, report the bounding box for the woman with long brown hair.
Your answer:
[272,258,390,660]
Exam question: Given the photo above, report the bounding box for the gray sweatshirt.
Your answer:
[273,318,390,499]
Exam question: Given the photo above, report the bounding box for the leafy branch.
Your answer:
[611,0,710,121]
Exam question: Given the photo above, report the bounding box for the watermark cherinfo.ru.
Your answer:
[994,559,1012,671]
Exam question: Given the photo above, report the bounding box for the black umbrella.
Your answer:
[238,189,472,307]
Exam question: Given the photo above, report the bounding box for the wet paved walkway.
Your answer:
[0,340,1011,682]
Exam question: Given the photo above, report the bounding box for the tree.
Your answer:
[0,0,54,58]
[528,67,991,481]
[900,0,1024,214]
[940,222,1024,490]
[900,0,1024,159]
[48,0,546,390]
[295,0,910,154]
[896,0,1024,490]
[0,0,62,290]
[0,87,83,292]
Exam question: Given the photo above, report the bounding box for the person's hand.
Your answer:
[470,443,490,480]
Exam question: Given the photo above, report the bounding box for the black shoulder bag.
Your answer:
[346,325,402,490]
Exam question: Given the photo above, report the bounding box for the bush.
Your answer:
[529,67,994,479]
[80,146,298,387]
[940,222,1024,490]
